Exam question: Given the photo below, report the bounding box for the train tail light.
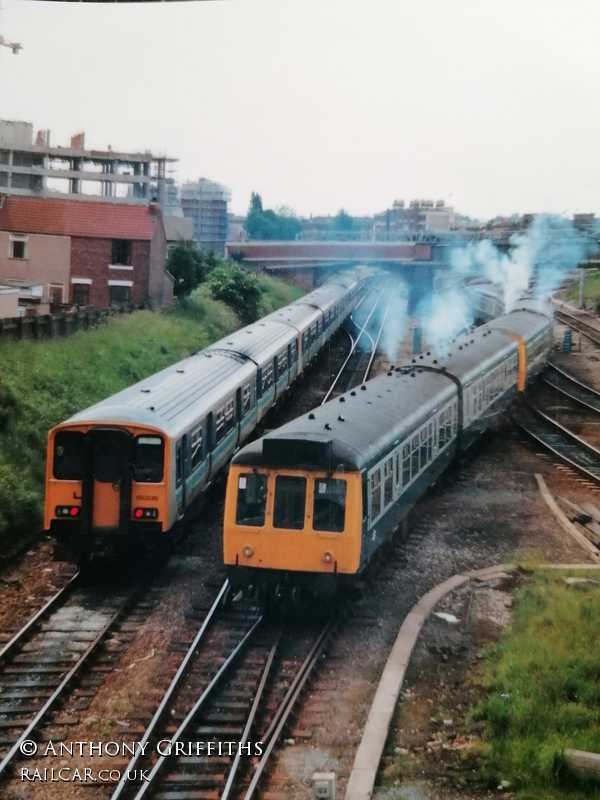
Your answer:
[55,506,80,518]
[322,551,333,564]
[242,545,254,558]
[133,508,158,520]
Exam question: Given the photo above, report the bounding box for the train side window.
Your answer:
[313,478,347,532]
[53,430,86,480]
[402,444,411,486]
[273,476,306,530]
[419,429,428,467]
[383,458,394,505]
[215,409,225,443]
[224,399,235,433]
[262,364,274,393]
[236,473,267,526]
[439,411,447,447]
[133,436,164,483]
[370,469,381,519]
[411,434,420,475]
[242,383,252,416]
[277,350,288,374]
[394,452,400,486]
[190,428,204,471]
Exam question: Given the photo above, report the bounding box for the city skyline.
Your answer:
[2,0,599,220]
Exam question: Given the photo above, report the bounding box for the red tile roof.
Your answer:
[0,195,158,240]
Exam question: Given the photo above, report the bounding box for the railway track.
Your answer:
[110,580,336,800]
[514,400,600,484]
[542,362,600,414]
[0,575,156,781]
[322,293,389,403]
[554,308,600,347]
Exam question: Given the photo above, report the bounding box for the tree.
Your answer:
[244,192,302,241]
[166,244,207,297]
[208,264,262,324]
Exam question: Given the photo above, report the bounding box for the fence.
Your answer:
[0,306,134,342]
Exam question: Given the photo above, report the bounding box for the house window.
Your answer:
[72,283,90,306]
[9,235,27,260]
[111,239,132,265]
[109,284,131,305]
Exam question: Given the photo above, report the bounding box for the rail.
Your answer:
[555,308,600,347]
[543,362,600,415]
[514,399,600,484]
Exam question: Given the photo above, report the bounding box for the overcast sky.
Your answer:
[1,0,599,219]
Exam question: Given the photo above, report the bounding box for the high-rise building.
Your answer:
[180,178,231,255]
[0,119,175,208]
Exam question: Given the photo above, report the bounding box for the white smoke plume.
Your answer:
[450,214,597,312]
[416,288,474,353]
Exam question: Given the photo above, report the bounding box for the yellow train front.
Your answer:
[224,435,364,603]
[223,302,553,602]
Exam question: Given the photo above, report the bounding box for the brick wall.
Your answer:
[70,236,152,308]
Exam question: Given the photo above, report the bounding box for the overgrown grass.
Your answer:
[255,272,303,314]
[0,276,299,544]
[473,570,600,798]
[566,270,600,309]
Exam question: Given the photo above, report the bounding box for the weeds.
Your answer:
[474,571,600,797]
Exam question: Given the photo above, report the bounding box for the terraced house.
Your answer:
[0,194,174,313]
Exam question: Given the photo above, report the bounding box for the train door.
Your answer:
[235,387,242,447]
[85,428,133,534]
[175,436,187,518]
[206,412,215,480]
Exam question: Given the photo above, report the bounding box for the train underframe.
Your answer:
[49,518,165,568]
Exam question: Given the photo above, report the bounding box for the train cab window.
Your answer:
[133,436,164,483]
[313,478,347,532]
[190,428,204,471]
[236,473,267,526]
[53,430,86,480]
[273,476,306,530]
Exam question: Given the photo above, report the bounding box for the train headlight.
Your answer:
[322,551,333,564]
[243,545,254,558]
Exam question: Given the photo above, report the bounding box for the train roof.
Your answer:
[260,301,322,332]
[206,319,294,366]
[58,273,366,437]
[63,350,256,436]
[234,306,552,472]
[233,370,457,472]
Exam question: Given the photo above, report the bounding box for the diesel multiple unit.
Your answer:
[223,300,553,601]
[44,272,367,565]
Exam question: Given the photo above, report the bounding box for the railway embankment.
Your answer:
[0,276,301,549]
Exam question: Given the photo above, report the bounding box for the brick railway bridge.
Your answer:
[225,240,452,300]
